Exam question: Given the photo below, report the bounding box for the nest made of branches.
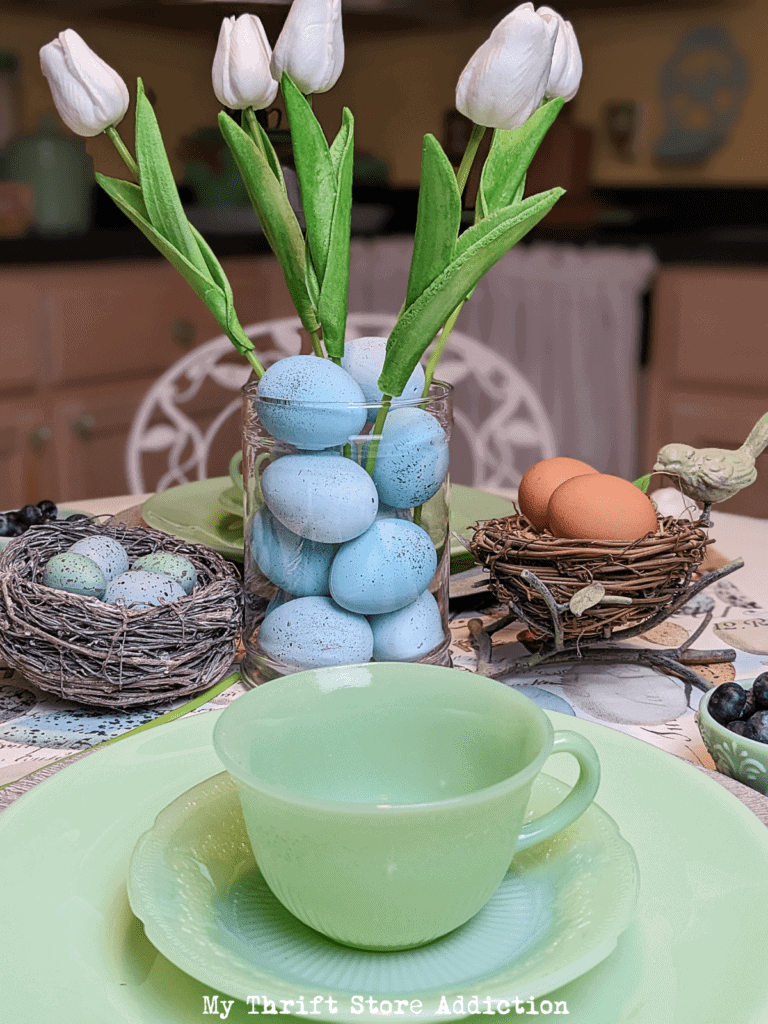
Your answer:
[470,513,711,642]
[0,518,242,709]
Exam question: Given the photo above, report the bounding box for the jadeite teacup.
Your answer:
[213,662,600,951]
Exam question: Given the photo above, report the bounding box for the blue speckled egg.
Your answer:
[68,536,129,582]
[259,595,373,669]
[369,590,444,661]
[330,519,437,615]
[341,336,425,421]
[103,571,186,609]
[43,552,106,598]
[262,454,378,543]
[373,407,449,509]
[132,552,198,595]
[256,355,367,449]
[250,507,336,596]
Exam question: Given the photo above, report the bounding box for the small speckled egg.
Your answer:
[341,336,425,422]
[259,595,373,669]
[330,519,438,615]
[262,454,378,544]
[68,535,129,582]
[369,590,444,661]
[517,457,598,531]
[132,552,198,595]
[250,507,336,596]
[256,355,368,449]
[103,570,186,609]
[43,552,106,598]
[547,473,659,542]
[372,407,449,509]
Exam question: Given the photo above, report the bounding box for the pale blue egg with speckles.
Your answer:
[250,507,336,596]
[330,519,437,615]
[68,536,129,582]
[341,336,425,422]
[43,552,106,598]
[262,454,378,543]
[369,590,444,661]
[259,595,373,669]
[372,407,449,509]
[103,571,186,609]
[132,552,197,595]
[256,355,368,449]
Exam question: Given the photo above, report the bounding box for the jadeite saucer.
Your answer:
[128,770,639,1019]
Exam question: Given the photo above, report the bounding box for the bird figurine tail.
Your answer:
[742,411,768,460]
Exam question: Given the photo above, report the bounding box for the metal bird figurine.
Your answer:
[654,410,768,507]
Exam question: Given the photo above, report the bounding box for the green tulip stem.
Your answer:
[365,396,392,476]
[106,126,140,181]
[423,301,464,395]
[455,124,486,197]
[244,107,266,157]
[310,327,325,357]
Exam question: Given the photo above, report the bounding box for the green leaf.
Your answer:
[252,116,285,187]
[633,473,652,493]
[478,98,564,216]
[219,111,320,336]
[189,223,255,353]
[133,79,208,279]
[330,107,354,180]
[317,112,354,359]
[405,135,462,310]
[378,188,563,396]
[281,73,335,287]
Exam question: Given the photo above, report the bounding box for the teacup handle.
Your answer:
[229,451,244,492]
[516,730,600,852]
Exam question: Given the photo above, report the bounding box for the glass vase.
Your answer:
[240,379,453,684]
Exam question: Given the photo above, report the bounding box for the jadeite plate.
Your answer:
[3,712,768,1024]
[141,478,513,572]
[127,770,638,1014]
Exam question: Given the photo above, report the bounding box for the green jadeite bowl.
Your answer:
[697,683,768,795]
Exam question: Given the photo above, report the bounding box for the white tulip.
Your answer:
[271,0,344,96]
[212,15,279,110]
[39,29,129,138]
[537,6,582,101]
[455,3,558,130]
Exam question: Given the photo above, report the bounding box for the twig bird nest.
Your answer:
[0,518,242,709]
[470,513,711,642]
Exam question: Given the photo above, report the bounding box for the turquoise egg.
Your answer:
[68,536,129,582]
[250,507,336,596]
[341,336,425,422]
[259,595,373,668]
[132,552,198,595]
[261,454,378,544]
[103,571,186,609]
[329,519,437,615]
[256,355,367,449]
[372,407,449,509]
[43,552,106,599]
[369,590,444,661]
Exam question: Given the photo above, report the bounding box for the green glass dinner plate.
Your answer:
[127,770,638,1013]
[141,478,513,572]
[2,710,768,1022]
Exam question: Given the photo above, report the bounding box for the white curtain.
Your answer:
[348,239,657,483]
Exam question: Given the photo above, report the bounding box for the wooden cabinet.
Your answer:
[643,266,768,518]
[0,255,295,508]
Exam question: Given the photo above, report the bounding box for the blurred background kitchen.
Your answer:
[1,0,766,515]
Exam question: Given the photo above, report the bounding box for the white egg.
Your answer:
[341,336,425,421]
[369,590,444,661]
[372,407,449,509]
[68,535,129,582]
[329,519,437,615]
[103,571,186,609]
[259,595,373,669]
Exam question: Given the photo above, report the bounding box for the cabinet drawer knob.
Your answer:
[71,413,96,440]
[170,317,196,347]
[29,426,51,453]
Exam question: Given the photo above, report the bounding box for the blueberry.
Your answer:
[6,512,27,536]
[0,513,13,537]
[19,504,44,526]
[741,689,757,720]
[37,499,58,521]
[707,682,747,726]
[728,720,748,736]
[743,710,768,744]
[752,673,768,710]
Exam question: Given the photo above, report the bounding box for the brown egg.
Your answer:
[517,457,598,531]
[547,473,659,542]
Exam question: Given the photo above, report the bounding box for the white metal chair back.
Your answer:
[126,313,555,494]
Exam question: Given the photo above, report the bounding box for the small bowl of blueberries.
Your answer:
[697,674,768,795]
[0,501,88,552]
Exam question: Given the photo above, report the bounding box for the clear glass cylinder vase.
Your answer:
[240,379,453,684]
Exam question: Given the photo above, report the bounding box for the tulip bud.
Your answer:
[537,6,582,101]
[455,3,558,131]
[212,14,279,110]
[271,0,344,96]
[39,29,129,138]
